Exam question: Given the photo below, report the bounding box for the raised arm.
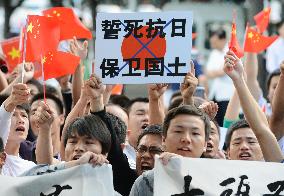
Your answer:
[224,51,283,162]
[1,83,30,147]
[70,37,88,106]
[244,52,262,101]
[60,82,90,161]
[34,101,55,164]
[148,83,167,125]
[0,63,34,95]
[181,61,198,105]
[270,61,284,140]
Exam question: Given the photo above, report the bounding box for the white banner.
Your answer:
[154,157,284,196]
[95,12,192,84]
[0,164,116,196]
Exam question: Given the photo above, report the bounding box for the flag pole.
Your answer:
[21,19,28,83]
[40,55,46,103]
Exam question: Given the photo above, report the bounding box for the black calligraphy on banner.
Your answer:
[123,20,143,38]
[100,58,119,78]
[219,175,250,196]
[145,18,166,38]
[171,175,204,196]
[40,184,72,196]
[263,180,284,196]
[100,57,187,78]
[101,18,187,39]
[101,20,121,39]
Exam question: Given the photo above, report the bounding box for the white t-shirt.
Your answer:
[123,142,136,170]
[1,154,36,176]
[206,48,234,101]
[278,136,284,155]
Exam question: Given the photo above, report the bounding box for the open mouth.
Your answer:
[206,142,214,152]
[72,154,82,160]
[239,152,251,160]
[15,127,25,132]
[141,162,152,171]
[141,123,149,130]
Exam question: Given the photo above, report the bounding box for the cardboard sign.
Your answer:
[95,12,193,84]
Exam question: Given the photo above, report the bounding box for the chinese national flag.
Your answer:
[244,27,278,53]
[254,7,271,34]
[25,15,60,62]
[228,22,244,58]
[42,7,92,40]
[1,36,21,72]
[42,51,80,80]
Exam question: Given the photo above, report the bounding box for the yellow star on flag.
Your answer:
[27,22,34,33]
[248,32,254,39]
[41,56,47,64]
[8,47,20,60]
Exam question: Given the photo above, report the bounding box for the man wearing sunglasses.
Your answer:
[136,125,163,176]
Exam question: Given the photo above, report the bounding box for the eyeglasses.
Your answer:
[136,145,164,155]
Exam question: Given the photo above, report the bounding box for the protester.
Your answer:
[0,83,37,176]
[136,124,163,176]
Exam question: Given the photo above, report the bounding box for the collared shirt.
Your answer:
[123,142,136,170]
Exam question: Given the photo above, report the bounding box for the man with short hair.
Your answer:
[0,83,37,176]
[224,51,283,162]
[224,119,263,161]
[136,124,163,176]
[124,97,149,169]
[203,120,222,159]
[130,105,210,196]
[20,93,65,162]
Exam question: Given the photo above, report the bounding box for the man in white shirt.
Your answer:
[266,20,284,73]
[205,28,234,126]
[0,83,36,176]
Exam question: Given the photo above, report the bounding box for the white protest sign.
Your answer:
[95,12,192,84]
[154,157,284,196]
[0,164,116,196]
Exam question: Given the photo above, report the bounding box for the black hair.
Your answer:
[210,28,226,39]
[109,94,130,109]
[224,119,250,151]
[126,97,149,114]
[169,91,182,104]
[16,103,30,114]
[30,93,64,115]
[26,79,43,94]
[266,68,281,91]
[168,97,183,111]
[137,124,163,147]
[276,19,284,31]
[64,115,111,155]
[163,105,211,141]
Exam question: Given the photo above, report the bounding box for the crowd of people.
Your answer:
[0,19,284,196]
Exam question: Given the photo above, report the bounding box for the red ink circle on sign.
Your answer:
[121,26,166,70]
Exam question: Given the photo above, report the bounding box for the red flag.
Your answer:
[42,51,80,80]
[228,22,244,58]
[254,7,271,33]
[244,27,278,53]
[25,15,60,62]
[1,36,21,72]
[42,7,92,40]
